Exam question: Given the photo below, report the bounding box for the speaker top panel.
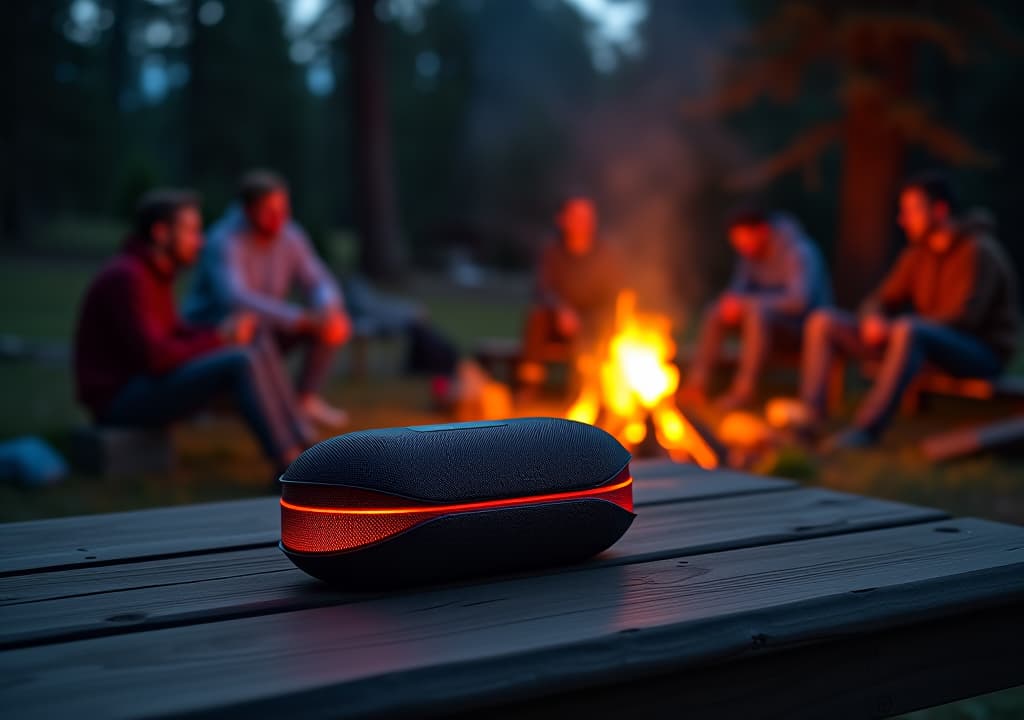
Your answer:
[280,417,631,503]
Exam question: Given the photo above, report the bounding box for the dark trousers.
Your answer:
[405,320,459,376]
[686,299,804,398]
[800,309,1003,436]
[272,327,340,397]
[101,342,308,471]
[521,306,612,363]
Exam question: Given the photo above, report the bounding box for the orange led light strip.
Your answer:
[281,475,633,516]
[281,471,633,554]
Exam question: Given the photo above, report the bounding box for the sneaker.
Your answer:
[300,395,350,430]
[764,397,823,449]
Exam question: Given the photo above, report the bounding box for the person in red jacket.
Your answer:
[73,189,312,478]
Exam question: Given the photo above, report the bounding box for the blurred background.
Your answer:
[9,0,1024,296]
[5,3,1024,711]
[4,0,1024,543]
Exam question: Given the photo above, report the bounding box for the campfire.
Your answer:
[565,290,719,469]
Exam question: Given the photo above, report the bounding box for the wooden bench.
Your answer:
[474,336,573,389]
[843,360,1024,415]
[846,362,1024,461]
[68,426,175,478]
[1,459,1022,718]
[910,373,1024,461]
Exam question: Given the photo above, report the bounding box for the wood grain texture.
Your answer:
[629,460,794,504]
[0,496,278,576]
[2,518,1021,719]
[455,601,1024,720]
[0,461,793,575]
[0,488,944,648]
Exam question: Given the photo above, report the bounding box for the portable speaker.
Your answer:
[279,417,635,588]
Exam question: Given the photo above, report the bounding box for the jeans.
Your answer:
[101,342,308,471]
[686,299,804,398]
[273,326,340,397]
[800,309,1004,436]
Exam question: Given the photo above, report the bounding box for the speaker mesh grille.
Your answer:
[281,503,435,553]
[281,417,630,502]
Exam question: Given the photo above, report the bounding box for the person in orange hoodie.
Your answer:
[793,172,1020,451]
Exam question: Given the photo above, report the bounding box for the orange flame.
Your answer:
[566,290,718,469]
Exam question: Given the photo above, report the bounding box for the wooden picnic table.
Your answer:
[1,460,1022,719]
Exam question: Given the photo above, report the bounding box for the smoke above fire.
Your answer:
[456,0,745,322]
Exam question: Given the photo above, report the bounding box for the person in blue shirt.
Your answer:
[680,206,832,412]
[185,170,352,430]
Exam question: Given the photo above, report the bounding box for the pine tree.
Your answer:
[684,1,1020,304]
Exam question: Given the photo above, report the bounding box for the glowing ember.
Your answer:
[566,290,719,469]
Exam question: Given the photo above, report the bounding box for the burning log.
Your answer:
[565,290,721,469]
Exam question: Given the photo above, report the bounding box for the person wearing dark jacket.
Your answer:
[795,172,1020,450]
[681,207,832,412]
[73,189,312,477]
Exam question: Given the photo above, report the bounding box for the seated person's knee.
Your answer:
[805,308,837,339]
[887,317,920,347]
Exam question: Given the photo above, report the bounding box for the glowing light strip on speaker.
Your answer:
[281,475,633,516]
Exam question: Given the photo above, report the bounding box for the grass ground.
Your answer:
[2,253,1023,523]
[0,252,1021,716]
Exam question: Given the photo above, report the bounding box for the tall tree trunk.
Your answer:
[186,0,206,186]
[834,46,913,307]
[4,1,66,247]
[835,108,905,307]
[349,0,404,281]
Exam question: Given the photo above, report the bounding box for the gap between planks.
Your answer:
[0,487,947,650]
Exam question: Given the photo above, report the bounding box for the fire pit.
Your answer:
[564,290,720,468]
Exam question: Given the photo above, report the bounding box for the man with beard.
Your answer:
[74,189,312,479]
[792,172,1020,451]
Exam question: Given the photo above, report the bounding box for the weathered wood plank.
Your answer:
[0,489,944,648]
[0,461,794,575]
[2,518,1020,719]
[457,601,1024,720]
[629,460,794,504]
[0,497,277,576]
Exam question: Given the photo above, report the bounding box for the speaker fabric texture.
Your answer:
[279,417,635,588]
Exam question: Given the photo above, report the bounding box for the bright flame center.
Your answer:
[565,289,717,469]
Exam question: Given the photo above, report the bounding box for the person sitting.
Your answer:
[680,205,832,412]
[185,169,353,430]
[794,171,1020,451]
[518,196,624,395]
[73,189,313,479]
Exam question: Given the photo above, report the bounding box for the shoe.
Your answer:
[820,427,878,455]
[300,395,350,430]
[764,397,823,449]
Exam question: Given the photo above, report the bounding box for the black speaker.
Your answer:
[279,417,635,588]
